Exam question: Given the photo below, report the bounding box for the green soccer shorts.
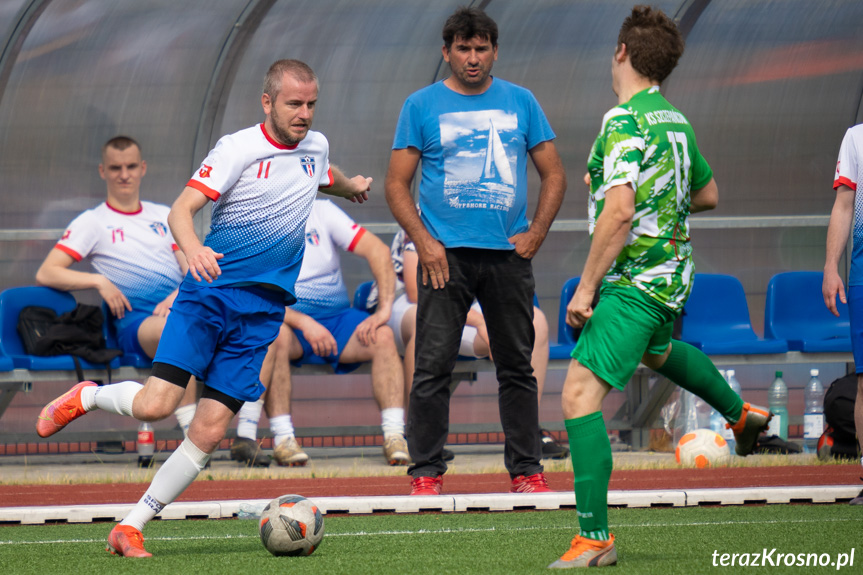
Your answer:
[571,283,679,390]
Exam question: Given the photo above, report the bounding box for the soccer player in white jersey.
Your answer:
[824,124,863,504]
[35,136,198,435]
[35,60,371,557]
[232,198,408,467]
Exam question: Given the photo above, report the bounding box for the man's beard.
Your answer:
[270,121,304,147]
[270,105,307,146]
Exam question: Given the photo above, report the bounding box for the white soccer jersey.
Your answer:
[834,124,863,286]
[292,199,365,314]
[56,201,182,312]
[186,123,335,300]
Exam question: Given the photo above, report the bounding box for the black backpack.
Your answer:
[823,372,859,458]
[17,304,122,382]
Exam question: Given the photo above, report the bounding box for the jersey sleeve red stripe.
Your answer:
[186,179,220,201]
[55,243,82,261]
[347,226,366,252]
[834,176,857,191]
[318,167,335,188]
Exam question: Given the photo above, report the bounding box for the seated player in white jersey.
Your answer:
[230,198,409,467]
[367,227,569,462]
[35,135,198,435]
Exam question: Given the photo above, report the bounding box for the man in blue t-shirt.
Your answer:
[385,7,567,496]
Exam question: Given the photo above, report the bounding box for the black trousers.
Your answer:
[406,248,543,479]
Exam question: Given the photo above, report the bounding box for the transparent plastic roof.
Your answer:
[0,0,861,319]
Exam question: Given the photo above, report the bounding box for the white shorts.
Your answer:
[460,301,485,358]
[387,293,415,355]
[389,295,485,358]
[460,326,482,358]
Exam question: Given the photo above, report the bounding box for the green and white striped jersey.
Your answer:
[587,86,713,311]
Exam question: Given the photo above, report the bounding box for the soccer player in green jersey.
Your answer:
[549,7,772,569]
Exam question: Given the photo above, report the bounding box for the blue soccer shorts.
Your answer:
[113,310,150,358]
[154,283,285,402]
[291,307,369,374]
[848,285,863,373]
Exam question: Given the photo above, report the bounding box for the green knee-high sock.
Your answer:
[656,340,745,423]
[566,412,612,541]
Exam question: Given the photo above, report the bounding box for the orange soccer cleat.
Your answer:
[106,524,152,558]
[36,381,97,438]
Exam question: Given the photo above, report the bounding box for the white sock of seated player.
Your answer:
[80,381,142,416]
[121,439,210,532]
[174,404,197,438]
[236,398,264,440]
[269,414,295,447]
[381,407,405,438]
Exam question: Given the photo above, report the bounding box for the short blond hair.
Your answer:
[262,59,318,100]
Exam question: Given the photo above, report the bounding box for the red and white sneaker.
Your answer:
[36,381,96,438]
[410,475,443,495]
[106,524,152,558]
[548,534,617,568]
[510,472,553,493]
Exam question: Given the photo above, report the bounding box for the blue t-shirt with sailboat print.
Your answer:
[392,78,555,250]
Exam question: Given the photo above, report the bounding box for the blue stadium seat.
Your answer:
[0,286,121,370]
[551,277,581,360]
[102,302,152,368]
[764,271,851,352]
[680,274,788,355]
[0,354,13,371]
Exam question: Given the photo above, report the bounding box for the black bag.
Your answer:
[823,373,859,458]
[755,434,802,455]
[17,304,122,382]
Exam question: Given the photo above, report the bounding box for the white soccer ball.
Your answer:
[675,428,731,468]
[258,494,324,556]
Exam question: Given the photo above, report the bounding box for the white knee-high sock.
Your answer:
[121,439,210,531]
[236,399,264,440]
[85,381,143,416]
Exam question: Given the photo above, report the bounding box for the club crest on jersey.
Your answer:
[305,229,320,246]
[199,164,213,178]
[300,155,315,178]
[150,222,168,237]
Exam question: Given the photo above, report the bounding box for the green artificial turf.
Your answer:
[0,505,859,574]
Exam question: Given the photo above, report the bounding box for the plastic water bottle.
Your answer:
[238,502,267,519]
[766,371,789,440]
[723,370,741,452]
[803,368,825,453]
[709,371,727,436]
[680,389,701,436]
[137,422,155,467]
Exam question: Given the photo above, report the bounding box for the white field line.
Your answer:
[0,516,858,546]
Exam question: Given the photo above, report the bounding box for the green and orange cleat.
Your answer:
[35,381,96,438]
[727,402,773,456]
[106,524,152,558]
